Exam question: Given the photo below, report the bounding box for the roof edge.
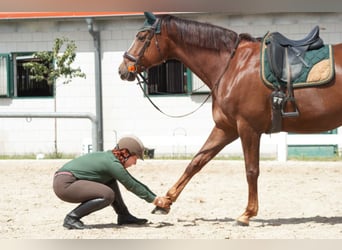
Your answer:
[0,12,145,20]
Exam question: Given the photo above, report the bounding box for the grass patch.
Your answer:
[287,155,342,161]
[150,155,342,161]
[1,153,341,161]
[148,155,276,161]
[0,153,76,160]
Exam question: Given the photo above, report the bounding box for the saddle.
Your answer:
[264,26,325,132]
[265,26,324,83]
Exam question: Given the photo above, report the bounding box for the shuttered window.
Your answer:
[0,55,10,97]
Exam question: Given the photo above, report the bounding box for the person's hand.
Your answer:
[152,196,172,214]
[153,196,172,209]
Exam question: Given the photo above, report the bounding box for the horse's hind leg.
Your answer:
[165,126,238,203]
[236,124,261,226]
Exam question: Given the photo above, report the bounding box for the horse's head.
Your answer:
[119,12,166,81]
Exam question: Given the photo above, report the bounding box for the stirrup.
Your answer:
[281,96,299,117]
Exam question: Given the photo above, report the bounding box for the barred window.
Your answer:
[15,54,53,97]
[146,60,188,95]
[145,59,210,95]
[0,53,54,98]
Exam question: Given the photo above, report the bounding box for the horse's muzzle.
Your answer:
[118,66,137,81]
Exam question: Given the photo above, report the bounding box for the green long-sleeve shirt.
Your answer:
[58,151,156,203]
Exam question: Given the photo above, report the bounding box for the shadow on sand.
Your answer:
[178,215,342,226]
[86,215,342,229]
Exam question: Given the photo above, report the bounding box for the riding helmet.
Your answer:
[116,135,145,160]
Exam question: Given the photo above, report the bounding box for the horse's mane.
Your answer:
[160,15,257,52]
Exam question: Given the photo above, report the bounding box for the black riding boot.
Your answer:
[63,198,110,230]
[108,179,148,225]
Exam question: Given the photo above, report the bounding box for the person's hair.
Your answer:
[112,148,132,165]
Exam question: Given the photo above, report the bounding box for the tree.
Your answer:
[23,37,86,158]
[23,37,86,84]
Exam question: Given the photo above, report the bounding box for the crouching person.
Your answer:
[53,135,171,229]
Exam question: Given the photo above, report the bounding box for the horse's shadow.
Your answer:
[192,215,342,226]
[253,215,342,226]
[87,215,342,229]
[88,222,173,229]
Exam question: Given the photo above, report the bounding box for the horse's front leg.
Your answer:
[236,123,261,226]
[153,126,238,214]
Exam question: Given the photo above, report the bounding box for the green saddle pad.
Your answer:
[261,36,335,89]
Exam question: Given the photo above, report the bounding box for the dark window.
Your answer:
[0,53,54,98]
[146,60,188,95]
[15,54,53,97]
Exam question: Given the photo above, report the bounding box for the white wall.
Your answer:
[0,13,342,158]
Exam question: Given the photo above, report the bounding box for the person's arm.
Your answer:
[112,164,157,203]
[120,169,172,210]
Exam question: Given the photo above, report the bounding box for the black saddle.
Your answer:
[265,26,324,83]
[270,25,322,48]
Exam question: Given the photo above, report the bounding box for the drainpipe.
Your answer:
[86,18,104,151]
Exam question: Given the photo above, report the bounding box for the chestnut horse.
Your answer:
[118,12,342,226]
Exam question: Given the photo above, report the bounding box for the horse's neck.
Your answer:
[171,45,231,90]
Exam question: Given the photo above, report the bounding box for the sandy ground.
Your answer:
[0,159,341,239]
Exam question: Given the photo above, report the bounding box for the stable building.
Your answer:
[0,12,342,159]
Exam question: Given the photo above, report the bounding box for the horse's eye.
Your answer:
[137,35,146,42]
[136,31,148,42]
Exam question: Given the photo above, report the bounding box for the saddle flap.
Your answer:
[266,37,283,79]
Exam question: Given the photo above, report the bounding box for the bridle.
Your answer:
[122,18,211,118]
[121,18,241,118]
[123,18,164,73]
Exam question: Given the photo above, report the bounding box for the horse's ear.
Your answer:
[140,12,161,34]
[144,12,156,25]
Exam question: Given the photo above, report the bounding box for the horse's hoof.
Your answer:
[151,206,169,215]
[234,220,249,227]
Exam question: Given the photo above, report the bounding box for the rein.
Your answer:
[136,72,212,118]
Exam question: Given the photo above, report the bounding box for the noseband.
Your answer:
[123,18,163,72]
